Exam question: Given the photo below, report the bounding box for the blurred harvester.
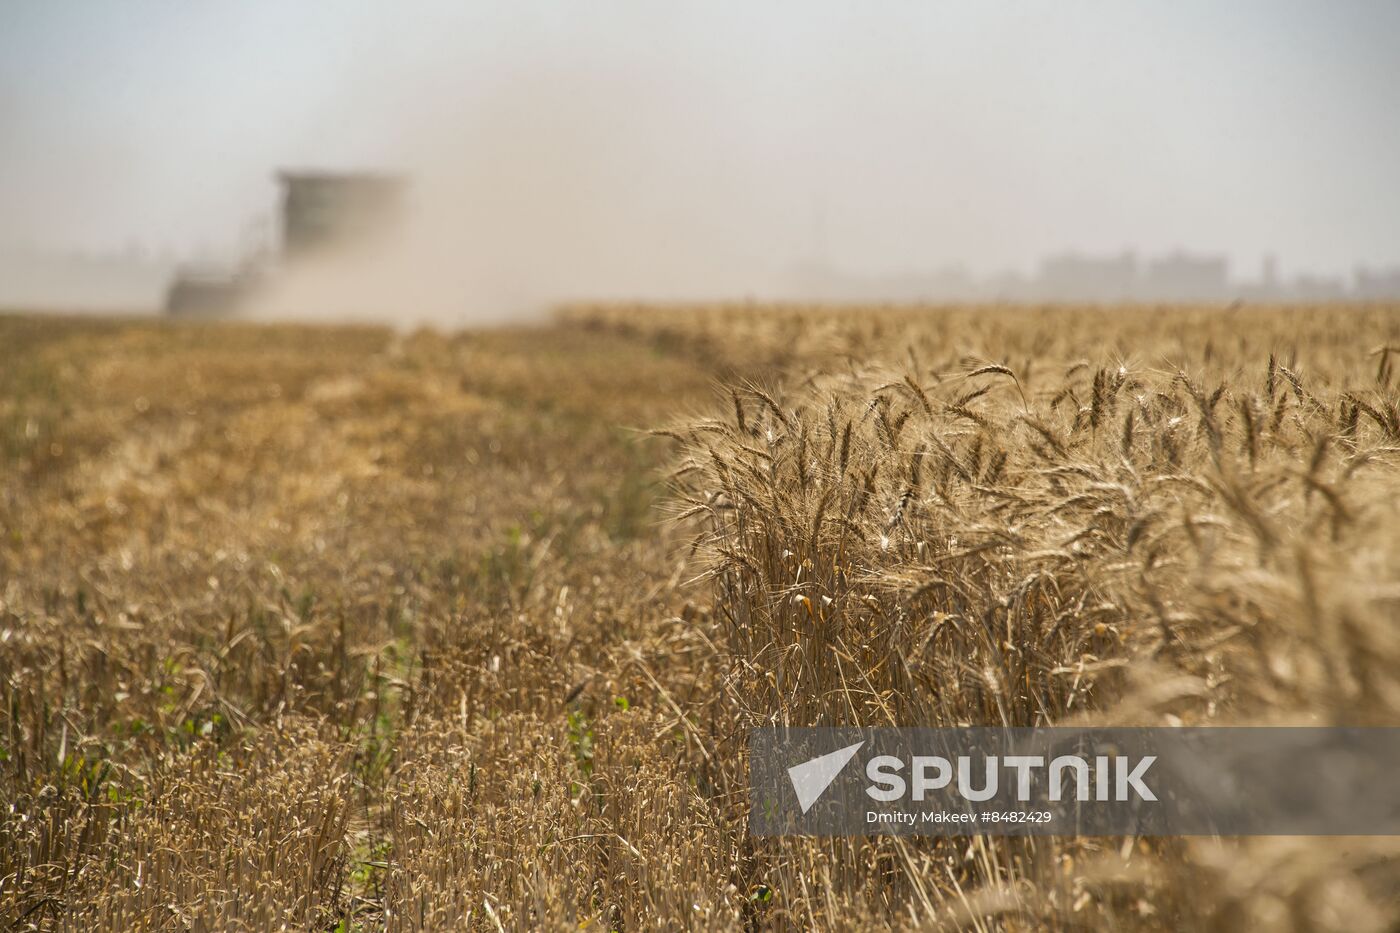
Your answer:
[164,169,404,316]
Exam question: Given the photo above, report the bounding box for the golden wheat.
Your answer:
[3,305,1400,930]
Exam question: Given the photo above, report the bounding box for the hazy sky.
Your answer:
[3,1,1399,303]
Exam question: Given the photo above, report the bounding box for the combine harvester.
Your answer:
[164,169,403,316]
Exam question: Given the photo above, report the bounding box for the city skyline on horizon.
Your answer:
[6,236,1400,315]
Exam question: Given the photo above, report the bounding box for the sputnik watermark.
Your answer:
[787,744,1156,815]
[752,727,1400,836]
[787,741,864,813]
[863,752,1156,802]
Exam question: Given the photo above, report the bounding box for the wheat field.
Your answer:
[3,304,1400,930]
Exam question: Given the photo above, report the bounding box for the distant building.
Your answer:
[1142,251,1228,301]
[1290,274,1347,302]
[1355,266,1400,300]
[1038,251,1137,302]
[1262,254,1279,295]
[783,250,1400,306]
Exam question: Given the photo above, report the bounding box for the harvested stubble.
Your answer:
[2,304,1400,930]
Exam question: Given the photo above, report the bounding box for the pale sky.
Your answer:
[2,1,1398,306]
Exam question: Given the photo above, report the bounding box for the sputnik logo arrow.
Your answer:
[787,741,865,813]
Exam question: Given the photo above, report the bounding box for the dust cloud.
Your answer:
[245,63,777,326]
